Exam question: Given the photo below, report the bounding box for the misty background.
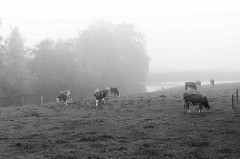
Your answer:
[0,0,240,105]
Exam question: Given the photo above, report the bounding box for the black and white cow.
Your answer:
[106,87,120,97]
[185,82,197,91]
[57,93,67,105]
[94,87,120,106]
[56,90,72,106]
[94,89,109,107]
[183,93,210,113]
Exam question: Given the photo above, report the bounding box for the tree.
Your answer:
[78,21,149,94]
[28,39,87,99]
[26,21,149,100]
[0,19,7,97]
[6,27,25,64]
[0,19,6,71]
[0,27,28,101]
[4,27,27,96]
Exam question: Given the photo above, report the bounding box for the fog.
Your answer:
[0,0,240,103]
[1,0,239,73]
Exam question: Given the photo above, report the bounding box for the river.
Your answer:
[145,80,240,92]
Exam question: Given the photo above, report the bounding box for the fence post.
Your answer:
[237,89,238,106]
[22,96,24,106]
[41,96,43,105]
[232,94,234,109]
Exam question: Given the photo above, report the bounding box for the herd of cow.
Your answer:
[185,79,214,91]
[93,87,120,106]
[56,79,215,113]
[184,79,214,113]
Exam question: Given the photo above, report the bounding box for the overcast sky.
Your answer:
[0,0,239,73]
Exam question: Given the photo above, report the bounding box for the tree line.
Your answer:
[0,20,149,104]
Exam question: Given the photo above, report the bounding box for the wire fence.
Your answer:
[0,93,57,107]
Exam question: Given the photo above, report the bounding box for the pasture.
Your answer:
[0,83,240,159]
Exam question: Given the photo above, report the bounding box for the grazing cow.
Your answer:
[210,79,214,87]
[57,93,67,105]
[195,80,201,88]
[56,90,72,106]
[106,87,120,97]
[94,89,109,107]
[185,82,197,91]
[183,93,210,113]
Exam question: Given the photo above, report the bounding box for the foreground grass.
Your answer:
[0,83,240,159]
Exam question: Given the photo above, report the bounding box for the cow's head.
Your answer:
[94,89,100,97]
[202,96,211,110]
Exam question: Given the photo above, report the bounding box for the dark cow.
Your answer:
[183,93,210,113]
[94,89,109,106]
[106,87,120,97]
[57,93,67,105]
[195,80,201,88]
[56,90,72,106]
[210,79,214,87]
[185,82,197,91]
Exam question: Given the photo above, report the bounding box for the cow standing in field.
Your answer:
[56,90,72,106]
[195,80,201,88]
[210,79,214,87]
[185,82,197,91]
[94,87,120,107]
[94,89,109,107]
[106,87,120,97]
[57,93,67,105]
[183,93,210,113]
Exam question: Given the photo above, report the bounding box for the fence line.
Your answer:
[232,89,239,109]
[0,93,45,100]
[0,93,56,107]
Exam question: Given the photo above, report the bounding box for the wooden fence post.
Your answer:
[41,96,43,105]
[237,89,238,106]
[232,94,234,109]
[22,96,24,106]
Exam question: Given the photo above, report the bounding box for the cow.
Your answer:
[195,80,201,88]
[183,93,210,113]
[210,79,214,87]
[56,90,72,106]
[56,93,67,105]
[185,82,197,91]
[94,89,109,107]
[106,87,120,97]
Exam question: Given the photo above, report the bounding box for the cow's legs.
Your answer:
[199,103,203,113]
[96,100,99,107]
[183,101,186,113]
[186,103,190,113]
[183,101,190,113]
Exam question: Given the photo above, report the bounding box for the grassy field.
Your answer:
[1,82,240,159]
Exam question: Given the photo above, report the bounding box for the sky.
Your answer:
[0,0,240,74]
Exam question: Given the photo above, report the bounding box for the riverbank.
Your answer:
[146,80,240,92]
